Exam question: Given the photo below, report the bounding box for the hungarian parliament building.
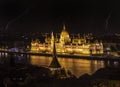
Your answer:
[30,25,103,55]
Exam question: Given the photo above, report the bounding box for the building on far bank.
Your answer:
[31,25,103,55]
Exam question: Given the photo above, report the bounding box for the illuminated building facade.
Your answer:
[31,25,103,55]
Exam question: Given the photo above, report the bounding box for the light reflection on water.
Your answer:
[30,56,105,77]
[1,53,119,78]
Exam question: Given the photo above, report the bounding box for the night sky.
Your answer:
[0,0,120,34]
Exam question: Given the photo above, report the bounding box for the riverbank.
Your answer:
[0,50,120,61]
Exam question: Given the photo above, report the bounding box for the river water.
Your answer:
[0,53,118,78]
[30,55,105,77]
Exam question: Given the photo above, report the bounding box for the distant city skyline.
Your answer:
[0,0,120,34]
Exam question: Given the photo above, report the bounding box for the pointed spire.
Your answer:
[49,33,61,68]
[53,39,57,57]
[63,24,66,30]
[51,31,54,40]
[51,31,53,36]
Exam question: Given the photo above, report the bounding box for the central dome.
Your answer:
[61,25,69,37]
[60,24,71,43]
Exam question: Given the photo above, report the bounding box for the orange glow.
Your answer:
[30,56,105,78]
[30,28,104,55]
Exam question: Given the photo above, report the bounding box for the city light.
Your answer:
[31,25,103,55]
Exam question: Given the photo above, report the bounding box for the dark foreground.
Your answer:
[0,62,120,87]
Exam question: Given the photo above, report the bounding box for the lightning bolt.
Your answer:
[5,9,29,31]
[105,10,112,32]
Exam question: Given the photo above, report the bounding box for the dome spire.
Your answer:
[63,24,66,30]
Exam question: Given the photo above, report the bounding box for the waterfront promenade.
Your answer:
[0,50,120,61]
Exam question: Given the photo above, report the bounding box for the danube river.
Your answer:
[30,55,105,77]
[0,53,119,78]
